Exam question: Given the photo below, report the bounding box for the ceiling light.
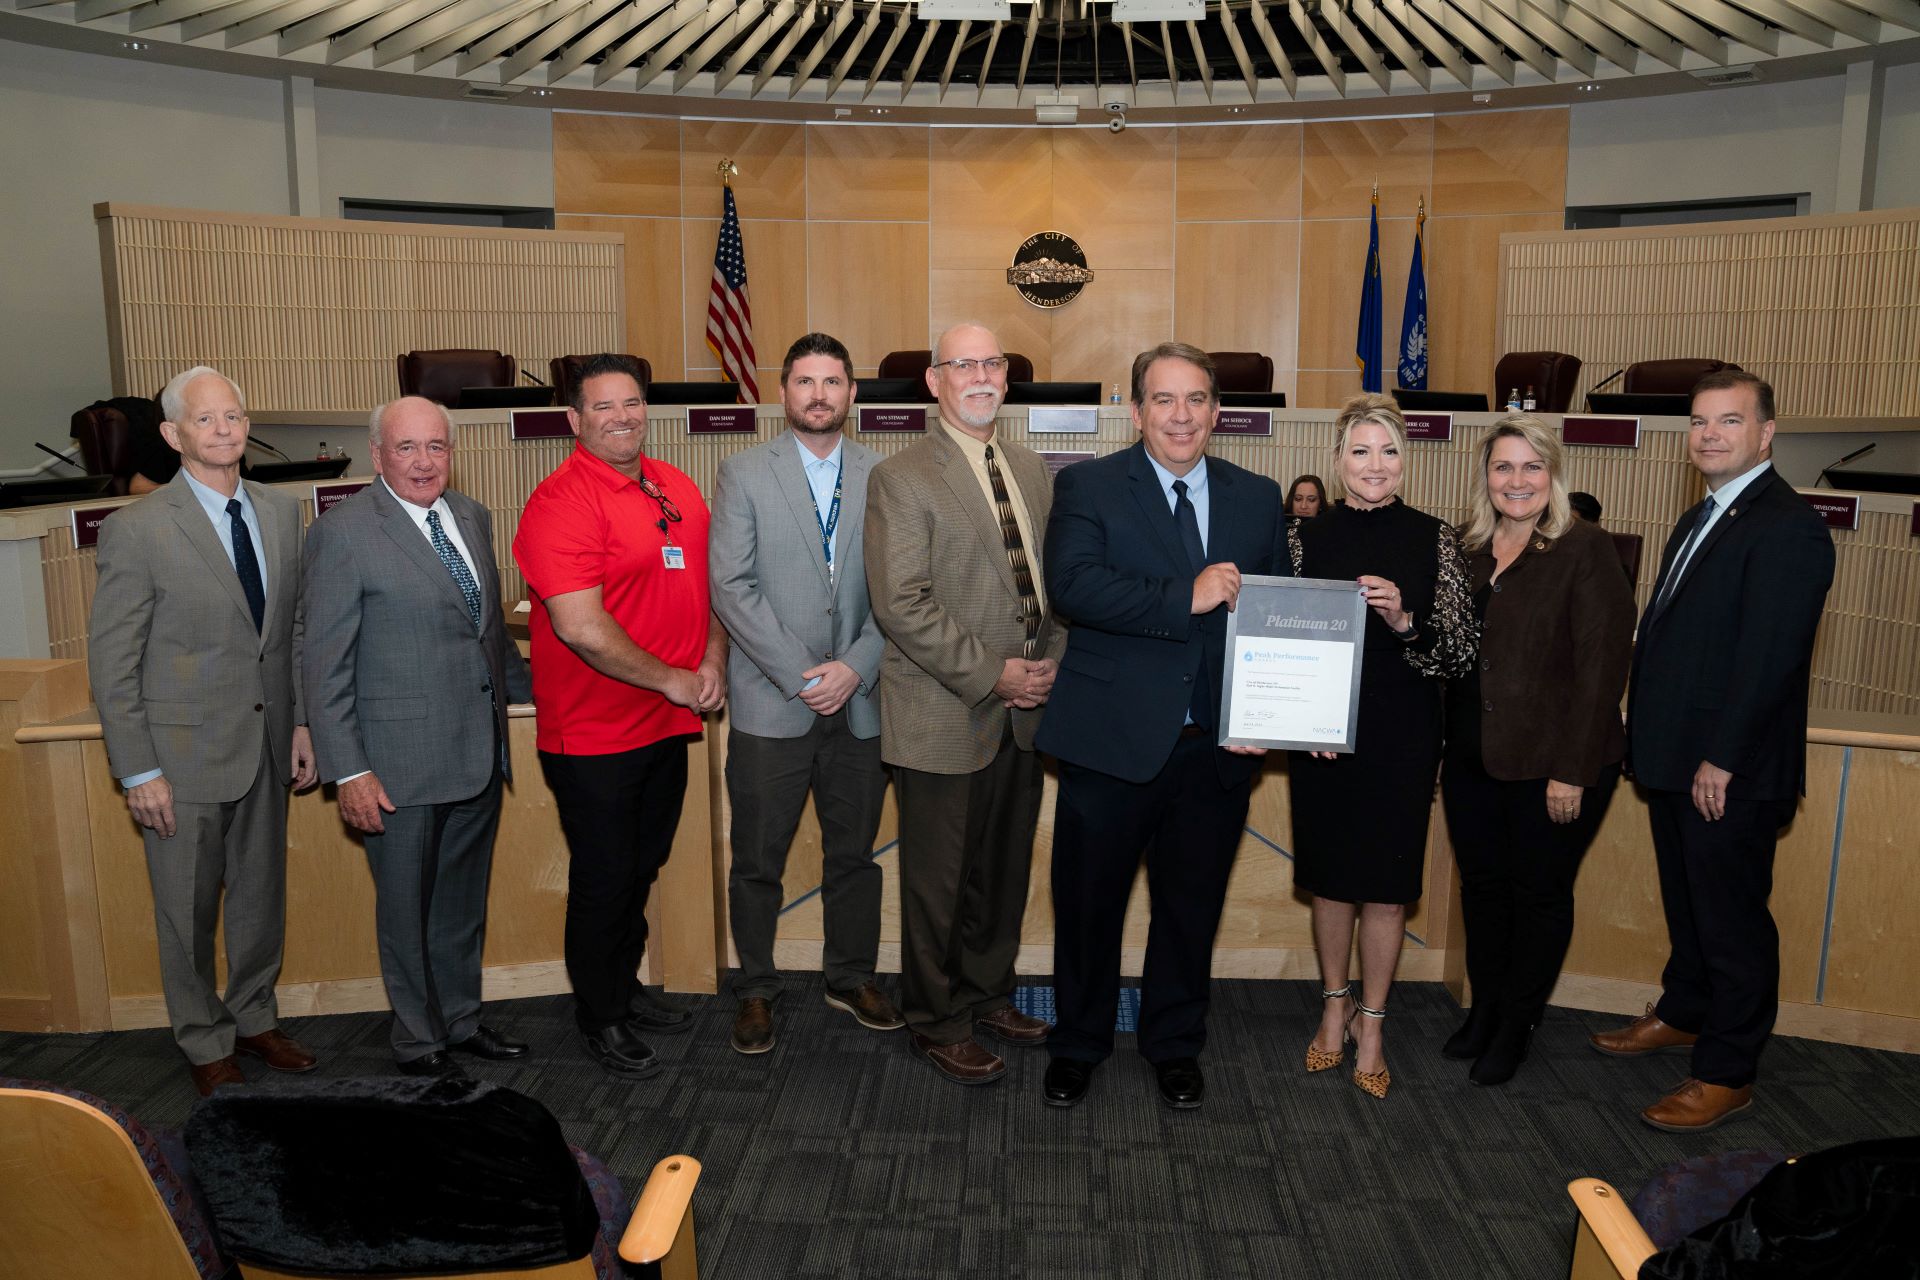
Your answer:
[917,0,1012,18]
[528,88,553,97]
[1577,82,1601,92]
[122,39,150,51]
[1113,0,1204,19]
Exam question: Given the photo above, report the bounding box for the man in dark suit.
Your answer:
[88,365,320,1096]
[302,396,533,1078]
[1035,343,1283,1110]
[1592,369,1834,1132]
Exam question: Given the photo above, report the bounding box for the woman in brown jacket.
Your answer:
[1440,414,1635,1086]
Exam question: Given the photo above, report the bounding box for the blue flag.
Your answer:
[1398,205,1428,391]
[1355,192,1383,393]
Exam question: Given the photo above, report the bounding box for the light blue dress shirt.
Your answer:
[1667,458,1772,588]
[1143,452,1210,556]
[796,433,844,571]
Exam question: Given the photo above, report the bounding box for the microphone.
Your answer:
[246,437,295,462]
[1588,367,1626,394]
[521,367,550,387]
[1817,442,1875,488]
[35,442,88,472]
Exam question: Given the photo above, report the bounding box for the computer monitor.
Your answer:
[1005,381,1102,406]
[1822,468,1920,496]
[855,377,930,403]
[1394,388,1490,412]
[0,473,116,510]
[457,386,554,410]
[1586,392,1691,417]
[246,458,352,484]
[1219,391,1287,409]
[646,381,752,406]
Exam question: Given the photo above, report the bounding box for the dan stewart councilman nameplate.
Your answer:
[1219,575,1367,753]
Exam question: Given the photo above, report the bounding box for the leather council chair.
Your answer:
[551,355,653,407]
[1492,351,1582,413]
[70,403,140,496]
[1622,359,1741,396]
[876,349,1034,395]
[1609,532,1644,587]
[396,349,517,408]
[1207,352,1275,394]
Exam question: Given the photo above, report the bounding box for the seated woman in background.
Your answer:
[1289,395,1477,1100]
[1439,415,1635,1086]
[1285,473,1326,524]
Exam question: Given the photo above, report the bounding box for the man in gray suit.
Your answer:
[710,333,900,1055]
[302,396,533,1078]
[89,365,320,1097]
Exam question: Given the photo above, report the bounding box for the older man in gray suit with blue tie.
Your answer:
[301,396,532,1078]
[89,365,320,1097]
[710,332,901,1055]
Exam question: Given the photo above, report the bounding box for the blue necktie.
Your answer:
[1655,495,1715,611]
[427,509,484,633]
[225,498,265,633]
[1172,479,1213,730]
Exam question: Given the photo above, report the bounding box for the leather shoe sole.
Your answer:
[1154,1059,1205,1110]
[397,1051,468,1079]
[1641,1081,1754,1133]
[1043,1058,1096,1108]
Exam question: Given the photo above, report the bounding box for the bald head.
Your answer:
[370,395,454,508]
[926,323,1007,437]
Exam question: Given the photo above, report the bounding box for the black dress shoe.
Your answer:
[397,1051,468,1079]
[628,986,693,1035]
[1154,1058,1204,1110]
[449,1024,529,1061]
[1441,1002,1501,1061]
[586,1021,661,1079]
[1043,1057,1096,1108]
[1469,1022,1533,1087]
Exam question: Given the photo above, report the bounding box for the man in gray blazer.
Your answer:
[302,396,533,1078]
[89,365,320,1097]
[710,333,900,1054]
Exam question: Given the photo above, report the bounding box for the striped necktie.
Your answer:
[983,444,1039,659]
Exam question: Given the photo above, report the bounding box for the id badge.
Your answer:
[662,545,686,570]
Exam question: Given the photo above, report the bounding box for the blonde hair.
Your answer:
[1330,393,1408,501]
[1459,413,1573,552]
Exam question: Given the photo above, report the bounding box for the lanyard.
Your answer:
[813,460,842,576]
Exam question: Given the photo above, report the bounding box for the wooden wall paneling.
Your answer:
[1048,271,1172,394]
[1426,213,1561,402]
[678,120,808,220]
[928,269,1053,375]
[1774,746,1846,1005]
[1562,785,1680,986]
[556,214,687,380]
[1173,220,1301,392]
[81,741,167,1004]
[1430,108,1567,216]
[281,782,380,983]
[1300,117,1433,221]
[1295,215,1415,399]
[1295,370,1364,411]
[552,112,683,217]
[806,221,932,369]
[1173,123,1304,222]
[1822,744,1920,1017]
[1049,126,1178,270]
[806,124,932,222]
[928,126,1054,270]
[680,217,808,392]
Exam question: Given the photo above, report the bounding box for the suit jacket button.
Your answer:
[1480,658,1491,672]
[254,703,264,712]
[1483,699,1493,712]
[1182,674,1193,683]
[482,682,492,693]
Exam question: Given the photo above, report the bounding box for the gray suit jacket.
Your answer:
[88,473,304,804]
[300,480,532,807]
[710,432,885,740]
[864,424,1064,774]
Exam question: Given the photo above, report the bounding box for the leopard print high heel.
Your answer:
[1304,985,1352,1073]
[1350,999,1391,1099]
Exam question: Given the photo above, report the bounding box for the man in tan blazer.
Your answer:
[88,365,319,1097]
[864,322,1064,1086]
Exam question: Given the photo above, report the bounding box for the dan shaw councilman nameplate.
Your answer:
[1219,575,1367,753]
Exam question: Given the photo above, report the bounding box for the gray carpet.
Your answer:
[5,977,1918,1279]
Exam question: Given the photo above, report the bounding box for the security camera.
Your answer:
[1104,101,1127,113]
[1108,114,1127,133]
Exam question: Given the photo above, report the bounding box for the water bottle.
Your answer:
[1109,383,1122,405]
[315,440,329,460]
[1505,388,1521,411]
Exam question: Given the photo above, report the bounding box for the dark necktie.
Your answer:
[1654,495,1716,611]
[225,498,265,633]
[1172,479,1207,574]
[427,509,484,633]
[982,444,1040,659]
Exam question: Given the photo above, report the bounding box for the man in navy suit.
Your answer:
[1036,343,1283,1110]
[1592,369,1833,1133]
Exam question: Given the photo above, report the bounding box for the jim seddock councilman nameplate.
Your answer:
[1219,575,1367,753]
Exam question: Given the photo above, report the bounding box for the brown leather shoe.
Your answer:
[234,1029,319,1073]
[189,1056,246,1097]
[911,1033,1006,1085]
[974,1005,1051,1047]
[825,982,905,1031]
[1589,1004,1697,1058]
[1642,1078,1754,1133]
[732,997,775,1055]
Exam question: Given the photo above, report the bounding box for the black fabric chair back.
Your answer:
[551,354,653,407]
[1623,358,1741,396]
[1206,351,1275,394]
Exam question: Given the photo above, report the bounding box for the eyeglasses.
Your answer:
[639,474,683,532]
[931,357,1009,378]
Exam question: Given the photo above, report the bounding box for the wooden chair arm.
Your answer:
[619,1155,702,1266]
[1566,1178,1658,1279]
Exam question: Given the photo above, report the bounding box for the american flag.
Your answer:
[704,186,759,404]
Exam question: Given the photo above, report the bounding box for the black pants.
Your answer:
[1050,734,1252,1065]
[539,738,688,1033]
[1648,787,1796,1088]
[1441,754,1619,1028]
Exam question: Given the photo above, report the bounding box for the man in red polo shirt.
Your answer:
[513,354,728,1078]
